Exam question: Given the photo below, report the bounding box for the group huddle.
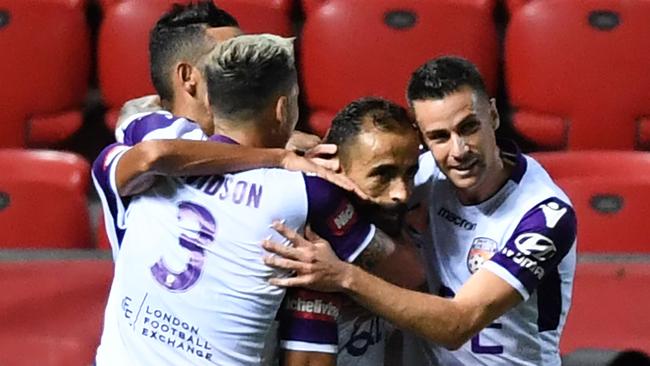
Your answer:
[92,2,577,366]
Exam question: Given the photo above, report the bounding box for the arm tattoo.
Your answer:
[354,229,396,272]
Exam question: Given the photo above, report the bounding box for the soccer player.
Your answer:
[95,1,342,260]
[278,98,425,366]
[94,34,402,366]
[262,56,578,366]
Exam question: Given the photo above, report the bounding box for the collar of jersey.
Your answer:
[497,139,527,184]
[209,134,240,145]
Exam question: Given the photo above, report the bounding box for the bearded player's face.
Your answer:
[341,126,420,233]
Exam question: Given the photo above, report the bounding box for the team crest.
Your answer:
[467,237,498,274]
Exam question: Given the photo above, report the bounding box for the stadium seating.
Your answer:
[97,211,111,251]
[300,0,498,136]
[98,0,294,131]
[534,151,650,253]
[505,0,650,150]
[504,0,529,15]
[0,149,91,249]
[561,262,650,354]
[0,260,112,365]
[0,0,90,147]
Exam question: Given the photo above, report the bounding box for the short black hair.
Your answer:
[407,56,488,104]
[325,97,415,152]
[149,1,239,102]
[204,35,297,121]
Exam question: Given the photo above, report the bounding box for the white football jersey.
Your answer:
[411,142,577,366]
[93,111,206,259]
[92,135,375,366]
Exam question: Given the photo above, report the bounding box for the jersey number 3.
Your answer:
[151,201,216,292]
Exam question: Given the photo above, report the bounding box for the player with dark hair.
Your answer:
[147,0,240,134]
[263,56,578,366]
[94,34,419,366]
[279,97,424,366]
[97,3,343,260]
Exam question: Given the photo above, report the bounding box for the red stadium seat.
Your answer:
[99,0,294,131]
[0,260,112,365]
[0,0,90,147]
[505,0,650,150]
[561,262,650,354]
[97,211,111,251]
[534,151,650,253]
[0,149,91,248]
[301,0,498,136]
[504,0,529,15]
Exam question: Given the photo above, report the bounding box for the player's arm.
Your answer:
[113,139,361,198]
[264,198,576,349]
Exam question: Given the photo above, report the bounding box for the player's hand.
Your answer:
[304,143,340,172]
[280,151,368,200]
[117,95,162,128]
[285,131,322,153]
[263,222,350,292]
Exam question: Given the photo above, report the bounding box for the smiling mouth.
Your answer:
[451,159,479,172]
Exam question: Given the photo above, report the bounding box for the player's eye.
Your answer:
[427,130,450,143]
[458,118,481,136]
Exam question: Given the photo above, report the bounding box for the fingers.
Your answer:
[263,254,310,272]
[310,157,340,172]
[262,239,300,260]
[268,276,309,287]
[305,143,338,158]
[304,225,324,242]
[271,221,311,249]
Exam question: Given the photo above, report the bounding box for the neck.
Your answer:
[168,98,214,136]
[212,117,278,148]
[457,155,513,205]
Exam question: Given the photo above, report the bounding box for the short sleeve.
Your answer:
[115,111,205,145]
[303,175,376,262]
[278,288,342,354]
[483,197,577,300]
[91,143,132,255]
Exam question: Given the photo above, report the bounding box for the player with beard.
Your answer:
[261,56,577,366]
[279,97,426,366]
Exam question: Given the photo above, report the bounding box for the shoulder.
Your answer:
[116,111,203,145]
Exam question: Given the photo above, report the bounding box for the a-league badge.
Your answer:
[467,237,498,274]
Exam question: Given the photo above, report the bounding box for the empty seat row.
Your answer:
[2,0,649,151]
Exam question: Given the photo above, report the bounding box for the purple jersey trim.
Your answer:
[208,134,240,145]
[92,143,131,247]
[121,112,177,145]
[498,139,527,184]
[489,197,576,295]
[303,175,374,262]
[280,317,338,347]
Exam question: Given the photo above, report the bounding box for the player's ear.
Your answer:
[275,95,289,125]
[176,61,198,96]
[489,97,500,130]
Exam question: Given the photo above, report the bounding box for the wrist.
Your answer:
[276,148,294,169]
[339,263,359,294]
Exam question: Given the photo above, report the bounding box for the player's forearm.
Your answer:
[340,264,473,349]
[146,139,286,176]
[115,140,286,196]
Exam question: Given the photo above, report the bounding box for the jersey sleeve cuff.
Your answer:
[108,147,131,228]
[280,340,338,354]
[345,224,376,263]
[482,261,531,301]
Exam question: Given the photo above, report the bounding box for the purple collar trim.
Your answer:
[498,139,527,184]
[209,134,240,145]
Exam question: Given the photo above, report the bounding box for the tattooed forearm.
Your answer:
[354,229,396,272]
